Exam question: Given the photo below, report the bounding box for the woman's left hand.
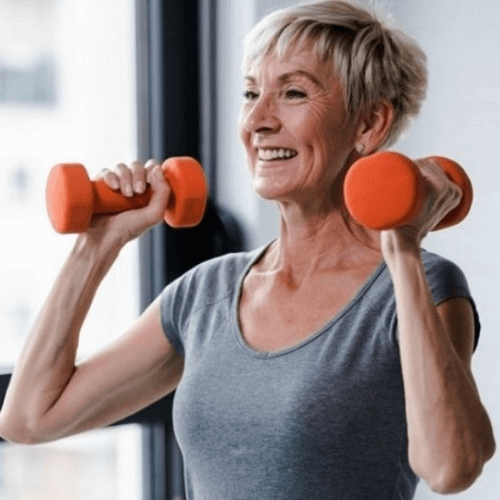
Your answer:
[380,157,463,253]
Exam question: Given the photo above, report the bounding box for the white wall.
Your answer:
[215,0,499,498]
[393,2,500,498]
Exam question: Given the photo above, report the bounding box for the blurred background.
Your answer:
[0,0,498,498]
[0,0,142,498]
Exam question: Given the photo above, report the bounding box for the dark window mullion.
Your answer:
[136,0,202,499]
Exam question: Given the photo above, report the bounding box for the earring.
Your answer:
[356,144,365,154]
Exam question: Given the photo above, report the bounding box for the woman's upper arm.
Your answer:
[36,295,183,442]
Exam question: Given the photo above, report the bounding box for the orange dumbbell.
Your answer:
[46,157,208,233]
[343,151,473,231]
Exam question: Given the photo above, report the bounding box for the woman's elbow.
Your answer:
[0,413,48,445]
[0,425,37,445]
[427,443,495,495]
[429,459,483,494]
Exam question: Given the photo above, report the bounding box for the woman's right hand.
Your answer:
[91,159,172,243]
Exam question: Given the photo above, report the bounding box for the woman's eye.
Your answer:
[243,90,259,100]
[285,89,307,99]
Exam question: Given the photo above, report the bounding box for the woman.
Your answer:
[0,1,495,498]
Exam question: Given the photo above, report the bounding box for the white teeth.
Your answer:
[258,148,298,161]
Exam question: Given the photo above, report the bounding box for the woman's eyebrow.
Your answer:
[278,71,324,88]
[244,70,324,89]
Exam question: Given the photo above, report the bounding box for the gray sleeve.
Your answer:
[422,251,481,352]
[159,272,192,357]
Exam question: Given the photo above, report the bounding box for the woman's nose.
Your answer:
[243,95,281,134]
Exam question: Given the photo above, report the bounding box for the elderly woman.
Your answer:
[0,0,495,498]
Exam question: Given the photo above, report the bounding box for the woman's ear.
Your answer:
[354,99,394,155]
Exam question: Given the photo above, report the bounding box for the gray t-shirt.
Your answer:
[160,243,480,500]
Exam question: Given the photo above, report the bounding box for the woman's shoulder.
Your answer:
[420,249,470,287]
[367,248,472,311]
[190,244,269,283]
[163,243,270,301]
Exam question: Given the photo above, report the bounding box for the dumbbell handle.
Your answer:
[92,177,153,213]
[343,151,473,231]
[90,158,206,225]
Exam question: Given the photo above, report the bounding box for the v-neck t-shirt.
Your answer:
[160,244,480,500]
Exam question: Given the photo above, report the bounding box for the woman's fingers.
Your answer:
[89,159,172,241]
[114,163,135,197]
[145,158,161,177]
[146,164,172,218]
[97,160,161,197]
[404,158,462,237]
[130,160,148,194]
[416,159,462,215]
[98,168,120,190]
[426,158,463,208]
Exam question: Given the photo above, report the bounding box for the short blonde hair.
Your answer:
[242,0,427,148]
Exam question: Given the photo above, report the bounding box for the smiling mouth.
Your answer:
[257,148,298,161]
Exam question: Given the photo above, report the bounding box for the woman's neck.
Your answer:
[262,206,381,286]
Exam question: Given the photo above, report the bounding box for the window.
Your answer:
[0,425,143,500]
[0,0,142,497]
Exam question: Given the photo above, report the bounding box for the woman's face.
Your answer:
[238,47,358,209]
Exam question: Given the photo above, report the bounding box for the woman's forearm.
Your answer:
[383,234,495,493]
[0,233,123,442]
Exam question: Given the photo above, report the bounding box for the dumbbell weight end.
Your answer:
[161,157,208,229]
